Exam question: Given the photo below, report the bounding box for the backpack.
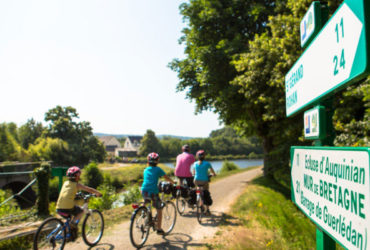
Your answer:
[203,190,213,206]
[187,189,196,205]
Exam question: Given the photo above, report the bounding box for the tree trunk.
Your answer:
[262,136,274,179]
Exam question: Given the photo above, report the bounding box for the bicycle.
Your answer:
[195,175,213,224]
[129,189,177,248]
[33,192,104,250]
[175,178,195,215]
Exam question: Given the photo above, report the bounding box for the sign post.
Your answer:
[286,0,370,249]
[285,0,370,117]
[291,147,370,250]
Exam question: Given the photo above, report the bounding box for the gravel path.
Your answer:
[67,166,263,249]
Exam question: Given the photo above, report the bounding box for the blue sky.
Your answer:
[0,0,223,138]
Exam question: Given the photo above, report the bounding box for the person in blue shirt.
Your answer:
[141,152,175,235]
[193,150,216,215]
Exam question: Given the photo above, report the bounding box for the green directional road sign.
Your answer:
[285,0,370,117]
[291,146,370,250]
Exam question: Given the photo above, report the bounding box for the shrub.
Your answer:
[82,162,103,189]
[49,177,60,202]
[220,161,239,173]
[0,189,20,217]
[88,184,117,210]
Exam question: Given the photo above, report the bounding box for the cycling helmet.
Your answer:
[182,144,190,152]
[196,150,205,160]
[147,152,160,165]
[66,166,81,178]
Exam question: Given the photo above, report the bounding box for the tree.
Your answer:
[44,106,106,166]
[18,118,45,149]
[0,123,23,162]
[27,137,70,163]
[170,0,288,177]
[139,130,162,157]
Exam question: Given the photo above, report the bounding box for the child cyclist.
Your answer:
[141,152,175,235]
[56,166,102,240]
[192,150,216,215]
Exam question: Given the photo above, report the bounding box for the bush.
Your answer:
[89,184,117,210]
[82,162,103,189]
[122,184,141,205]
[49,177,60,202]
[220,161,240,173]
[0,189,20,217]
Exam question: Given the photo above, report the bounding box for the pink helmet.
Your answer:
[66,166,81,178]
[147,152,160,165]
[196,150,205,160]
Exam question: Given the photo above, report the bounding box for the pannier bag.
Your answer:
[187,189,196,205]
[203,190,213,206]
[180,186,189,198]
[158,181,173,194]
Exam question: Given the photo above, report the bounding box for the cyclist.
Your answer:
[141,152,175,235]
[175,144,195,188]
[192,150,216,215]
[56,166,102,240]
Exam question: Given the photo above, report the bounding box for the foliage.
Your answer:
[27,137,69,163]
[138,129,162,157]
[44,105,106,166]
[220,160,240,173]
[120,184,141,206]
[49,177,61,202]
[18,118,45,149]
[88,184,116,210]
[0,123,24,162]
[81,162,104,189]
[0,189,20,217]
[34,163,51,216]
[0,235,33,250]
[222,177,316,249]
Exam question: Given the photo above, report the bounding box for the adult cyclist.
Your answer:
[175,144,195,188]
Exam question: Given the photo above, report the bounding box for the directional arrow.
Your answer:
[285,0,369,117]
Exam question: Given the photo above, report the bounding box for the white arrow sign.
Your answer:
[285,3,364,116]
[291,147,370,250]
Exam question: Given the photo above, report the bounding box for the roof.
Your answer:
[127,136,143,142]
[99,136,121,147]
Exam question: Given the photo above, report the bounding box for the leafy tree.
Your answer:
[170,0,288,177]
[44,106,106,166]
[27,137,69,163]
[18,118,45,149]
[0,123,22,161]
[139,130,162,156]
[81,162,104,189]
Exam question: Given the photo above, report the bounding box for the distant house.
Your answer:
[99,136,122,155]
[116,136,143,157]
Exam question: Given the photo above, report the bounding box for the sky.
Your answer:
[0,0,223,138]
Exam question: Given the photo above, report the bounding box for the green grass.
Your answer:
[209,176,317,249]
[100,163,174,185]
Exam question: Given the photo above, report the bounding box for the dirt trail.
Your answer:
[67,166,263,249]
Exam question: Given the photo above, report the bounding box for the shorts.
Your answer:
[57,206,83,216]
[142,192,162,209]
[194,180,209,190]
[177,176,195,188]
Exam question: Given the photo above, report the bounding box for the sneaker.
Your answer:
[156,229,165,235]
[70,225,78,241]
[205,209,211,216]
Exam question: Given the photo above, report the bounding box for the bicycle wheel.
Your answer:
[33,217,66,250]
[176,194,186,215]
[82,209,104,246]
[196,196,204,224]
[162,201,176,234]
[129,207,150,248]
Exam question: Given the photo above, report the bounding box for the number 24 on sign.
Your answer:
[333,17,345,76]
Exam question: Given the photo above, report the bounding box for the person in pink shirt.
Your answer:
[175,144,196,187]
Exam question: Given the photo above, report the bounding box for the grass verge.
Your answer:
[204,176,317,249]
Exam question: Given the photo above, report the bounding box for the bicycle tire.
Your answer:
[162,201,177,234]
[82,209,104,246]
[33,217,66,250]
[176,194,186,215]
[129,206,150,248]
[196,196,204,224]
